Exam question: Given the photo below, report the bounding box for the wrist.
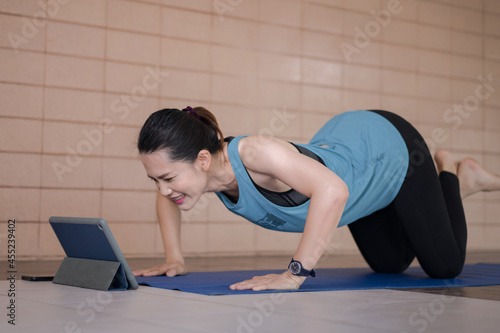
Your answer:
[283,270,306,288]
[165,256,184,265]
[165,249,184,263]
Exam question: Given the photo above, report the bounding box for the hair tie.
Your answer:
[182,106,200,119]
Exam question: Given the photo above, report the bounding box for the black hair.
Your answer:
[137,107,224,162]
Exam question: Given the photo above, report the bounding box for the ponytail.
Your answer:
[193,106,225,152]
[137,106,225,162]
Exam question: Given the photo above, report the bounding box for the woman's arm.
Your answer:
[133,191,187,277]
[230,136,349,291]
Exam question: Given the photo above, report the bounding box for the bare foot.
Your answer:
[458,158,500,199]
[434,150,458,174]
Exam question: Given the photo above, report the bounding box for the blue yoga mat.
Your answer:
[136,263,500,295]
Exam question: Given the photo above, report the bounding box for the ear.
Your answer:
[196,150,212,171]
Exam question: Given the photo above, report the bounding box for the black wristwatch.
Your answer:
[288,259,316,277]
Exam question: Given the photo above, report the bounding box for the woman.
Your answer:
[133,106,500,291]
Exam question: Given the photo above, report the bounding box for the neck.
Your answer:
[205,142,237,194]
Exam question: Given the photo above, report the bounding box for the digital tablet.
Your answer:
[49,216,138,290]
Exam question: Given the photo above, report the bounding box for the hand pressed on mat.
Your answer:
[133,262,187,277]
[229,270,306,291]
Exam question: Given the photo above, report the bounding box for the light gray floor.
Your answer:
[2,252,500,332]
[1,279,500,333]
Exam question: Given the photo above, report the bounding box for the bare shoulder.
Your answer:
[238,135,284,151]
[238,135,297,169]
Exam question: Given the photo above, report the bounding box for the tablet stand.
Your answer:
[53,257,128,291]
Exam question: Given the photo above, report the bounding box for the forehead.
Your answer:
[140,152,191,176]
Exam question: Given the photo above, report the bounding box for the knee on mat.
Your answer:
[370,261,411,274]
[366,252,414,274]
[425,265,463,279]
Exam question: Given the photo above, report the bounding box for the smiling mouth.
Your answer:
[171,195,185,204]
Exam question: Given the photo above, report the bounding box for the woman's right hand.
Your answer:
[133,262,187,277]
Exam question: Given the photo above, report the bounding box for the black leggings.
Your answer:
[348,110,467,279]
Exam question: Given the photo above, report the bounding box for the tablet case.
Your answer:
[49,217,138,291]
[53,257,128,291]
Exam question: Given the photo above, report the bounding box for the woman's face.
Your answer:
[140,151,207,210]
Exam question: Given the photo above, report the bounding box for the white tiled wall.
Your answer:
[0,0,499,261]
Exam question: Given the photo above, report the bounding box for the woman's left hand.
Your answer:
[230,270,306,291]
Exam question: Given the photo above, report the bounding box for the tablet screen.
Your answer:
[50,223,118,262]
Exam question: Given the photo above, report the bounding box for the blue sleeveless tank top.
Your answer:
[215,111,409,232]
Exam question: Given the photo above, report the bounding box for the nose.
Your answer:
[158,182,173,197]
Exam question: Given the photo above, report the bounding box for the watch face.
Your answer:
[290,261,301,274]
